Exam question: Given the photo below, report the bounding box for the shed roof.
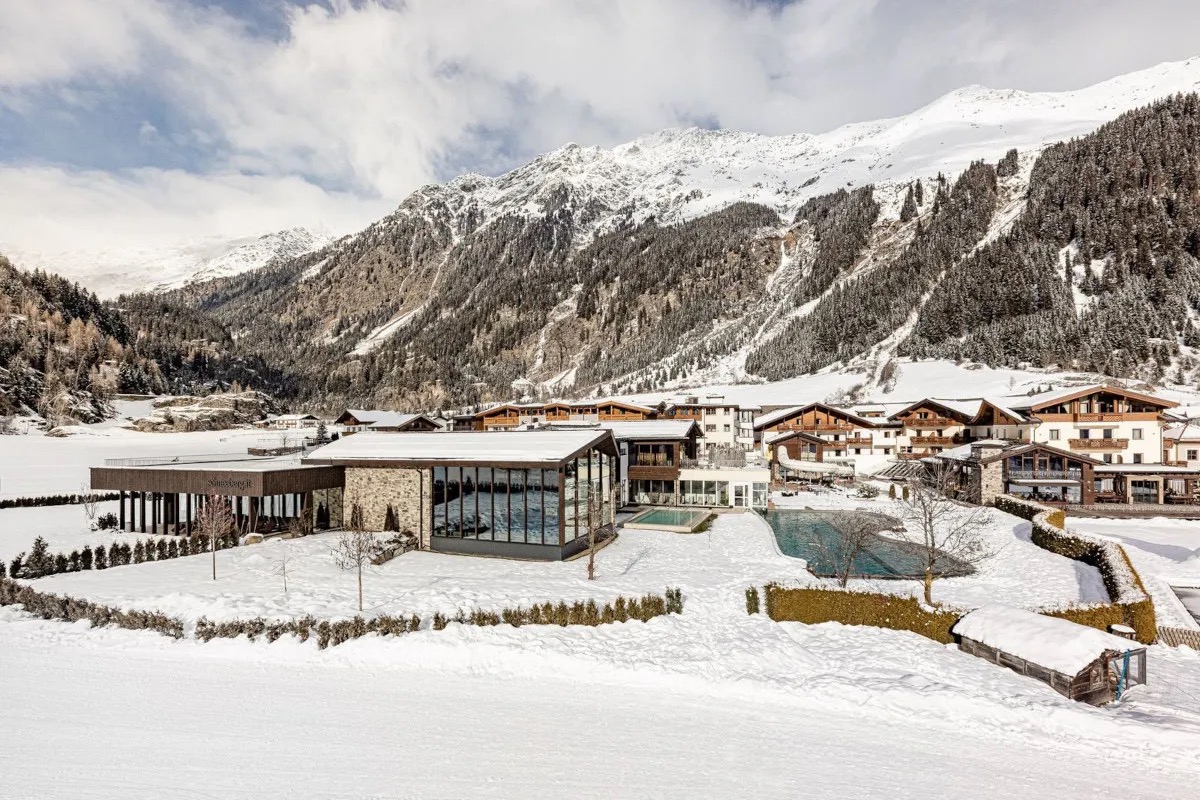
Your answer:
[952,605,1142,677]
[303,430,617,467]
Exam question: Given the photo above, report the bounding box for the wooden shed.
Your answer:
[952,605,1147,705]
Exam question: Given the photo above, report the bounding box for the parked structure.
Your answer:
[953,605,1147,705]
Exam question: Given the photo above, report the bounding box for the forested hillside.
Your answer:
[0,256,293,422]
[12,92,1188,414]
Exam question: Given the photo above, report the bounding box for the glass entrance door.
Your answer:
[733,483,749,508]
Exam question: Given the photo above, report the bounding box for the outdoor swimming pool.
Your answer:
[764,509,970,579]
[624,508,712,532]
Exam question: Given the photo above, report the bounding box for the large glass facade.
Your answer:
[430,448,614,548]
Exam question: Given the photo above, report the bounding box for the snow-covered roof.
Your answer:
[764,429,824,445]
[269,413,320,422]
[953,605,1141,677]
[754,402,881,430]
[305,430,615,465]
[1005,383,1175,411]
[975,398,1026,423]
[600,420,698,441]
[1164,422,1200,441]
[341,409,426,428]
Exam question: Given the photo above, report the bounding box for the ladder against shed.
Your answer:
[952,605,1147,705]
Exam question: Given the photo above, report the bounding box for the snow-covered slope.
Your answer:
[404,57,1200,237]
[5,227,330,299]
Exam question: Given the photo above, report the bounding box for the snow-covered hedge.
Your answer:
[994,495,1156,643]
[0,576,185,638]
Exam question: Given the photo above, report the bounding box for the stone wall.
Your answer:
[343,467,430,542]
[979,461,1005,505]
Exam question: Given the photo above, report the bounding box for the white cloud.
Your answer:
[1,0,1199,287]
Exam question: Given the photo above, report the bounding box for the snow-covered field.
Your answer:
[0,501,122,562]
[1,604,1195,799]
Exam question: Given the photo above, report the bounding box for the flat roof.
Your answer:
[91,453,344,495]
[303,430,617,468]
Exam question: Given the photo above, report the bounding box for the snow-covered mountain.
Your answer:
[401,56,1200,237]
[147,57,1200,410]
[5,227,331,299]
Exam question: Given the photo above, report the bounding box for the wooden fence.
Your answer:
[1157,626,1200,650]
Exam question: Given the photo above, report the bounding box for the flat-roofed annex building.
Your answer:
[89,453,346,535]
[303,430,619,561]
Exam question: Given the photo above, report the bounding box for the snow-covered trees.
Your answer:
[195,494,235,580]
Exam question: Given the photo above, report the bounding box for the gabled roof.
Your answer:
[304,430,618,467]
[1164,421,1200,441]
[753,402,881,431]
[968,398,1027,425]
[337,410,433,429]
[889,398,982,423]
[764,429,826,446]
[981,442,1102,466]
[1006,384,1177,412]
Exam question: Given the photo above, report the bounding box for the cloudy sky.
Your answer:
[2,0,1198,267]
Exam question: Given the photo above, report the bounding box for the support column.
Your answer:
[139,492,147,534]
[186,494,193,533]
[118,490,126,531]
[1157,477,1164,505]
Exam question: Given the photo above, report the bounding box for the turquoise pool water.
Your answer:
[764,510,966,579]
[630,508,709,528]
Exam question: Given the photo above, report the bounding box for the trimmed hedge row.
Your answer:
[995,494,1156,643]
[6,533,241,580]
[1,573,684,650]
[194,590,685,650]
[0,576,185,638]
[764,583,961,643]
[0,492,120,510]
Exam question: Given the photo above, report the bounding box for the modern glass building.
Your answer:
[304,430,619,560]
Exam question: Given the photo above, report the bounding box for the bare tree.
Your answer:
[195,493,235,581]
[275,542,292,595]
[332,504,378,612]
[79,482,100,524]
[810,513,884,588]
[898,470,997,605]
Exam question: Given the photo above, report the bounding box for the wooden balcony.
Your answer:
[906,417,955,428]
[1076,412,1124,423]
[1068,438,1128,451]
[911,435,956,446]
[628,465,681,481]
[843,437,873,447]
[773,422,854,433]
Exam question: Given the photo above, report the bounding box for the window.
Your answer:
[1188,449,1199,460]
[705,424,716,432]
[1049,429,1060,441]
[1079,429,1090,439]
[1133,453,1143,464]
[1102,454,1112,464]
[1103,429,1114,440]
[723,424,731,432]
[1132,428,1143,440]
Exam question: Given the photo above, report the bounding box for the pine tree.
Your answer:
[25,537,53,578]
[81,545,94,570]
[133,541,146,564]
[900,185,918,222]
[8,554,22,580]
[94,544,107,570]
[53,553,69,574]
[914,178,924,206]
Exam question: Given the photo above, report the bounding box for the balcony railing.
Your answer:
[843,437,873,447]
[1069,438,1129,451]
[634,455,675,467]
[1007,469,1083,481]
[911,435,957,446]
[1076,412,1123,422]
[906,417,955,428]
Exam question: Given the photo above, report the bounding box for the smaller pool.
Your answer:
[625,508,712,532]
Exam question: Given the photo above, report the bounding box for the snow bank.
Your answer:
[953,604,1140,677]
